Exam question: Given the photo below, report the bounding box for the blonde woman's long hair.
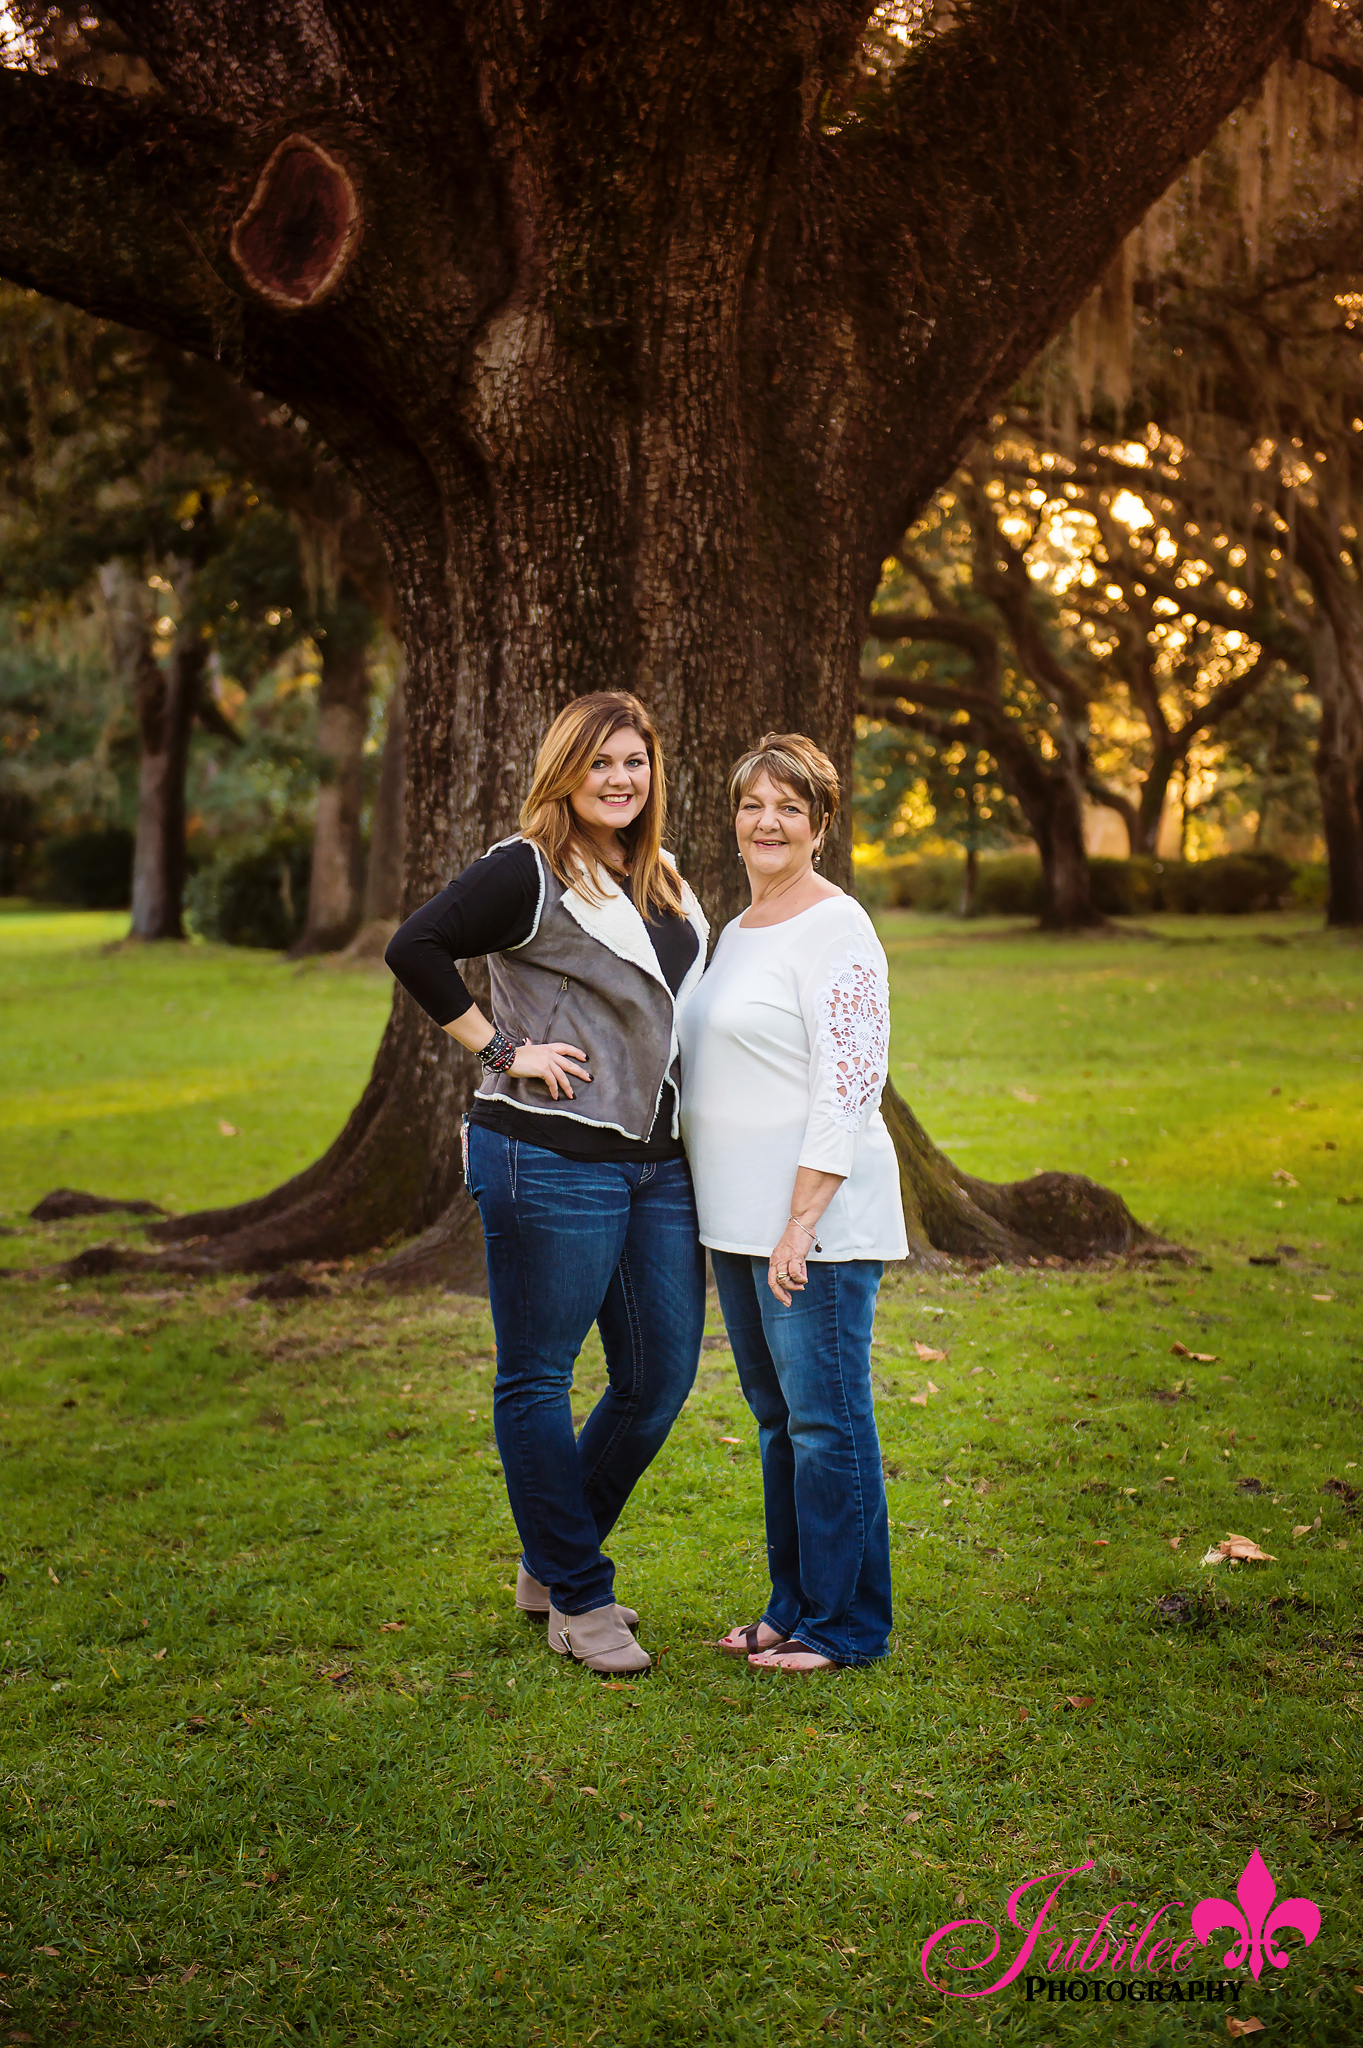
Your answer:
[519,692,685,917]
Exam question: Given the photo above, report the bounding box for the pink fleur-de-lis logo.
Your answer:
[1191,1848,1320,1981]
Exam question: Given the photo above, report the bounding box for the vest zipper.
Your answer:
[541,976,570,1039]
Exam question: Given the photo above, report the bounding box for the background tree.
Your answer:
[861,28,1363,921]
[0,0,1313,1278]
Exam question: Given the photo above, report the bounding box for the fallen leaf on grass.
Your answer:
[909,1393,929,1408]
[1170,1341,1219,1362]
[1012,1088,1038,1103]
[1292,1516,1322,1539]
[1218,1534,1276,1562]
[151,1647,167,1661]
[378,1622,406,1633]
[218,1121,238,1137]
[1062,1695,1095,1710]
[904,1809,923,1823]
[600,1682,635,1692]
[147,1798,175,1808]
[1168,1537,1182,1551]
[1312,1292,1336,1303]
[1091,1539,1109,1548]
[180,1962,200,1984]
[47,1566,60,1586]
[1226,2019,1266,2039]
[1272,1168,1298,1185]
[914,1343,946,1362]
[719,1435,741,1445]
[317,1666,354,1684]
[578,1785,599,1796]
[33,1945,61,1957]
[1201,1548,1226,1566]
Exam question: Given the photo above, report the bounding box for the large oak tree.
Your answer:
[0,0,1309,1279]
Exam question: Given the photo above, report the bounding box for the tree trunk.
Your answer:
[1134,746,1181,859]
[291,591,372,956]
[1032,765,1102,930]
[960,844,979,918]
[343,656,407,959]
[1312,625,1363,927]
[101,562,205,943]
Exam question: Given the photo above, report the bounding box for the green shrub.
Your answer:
[36,827,134,908]
[858,848,1308,919]
[973,854,1044,916]
[185,830,311,949]
[1156,852,1294,915]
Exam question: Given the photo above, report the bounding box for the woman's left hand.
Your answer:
[767,1222,811,1306]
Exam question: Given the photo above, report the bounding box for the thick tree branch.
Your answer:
[837,0,1312,540]
[0,69,252,349]
[868,609,1001,689]
[98,0,346,116]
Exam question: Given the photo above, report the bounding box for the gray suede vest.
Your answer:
[475,840,709,1142]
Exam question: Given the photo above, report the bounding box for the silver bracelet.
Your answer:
[788,1215,823,1252]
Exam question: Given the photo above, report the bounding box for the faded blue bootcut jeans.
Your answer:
[465,1124,705,1615]
[711,1252,892,1665]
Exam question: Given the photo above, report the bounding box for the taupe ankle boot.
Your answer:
[518,1566,637,1629]
[547,1602,651,1674]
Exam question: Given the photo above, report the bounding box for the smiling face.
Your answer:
[735,769,821,883]
[568,725,652,853]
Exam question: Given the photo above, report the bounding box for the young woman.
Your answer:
[386,693,709,1675]
[678,733,907,1672]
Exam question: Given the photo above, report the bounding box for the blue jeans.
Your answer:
[465,1124,705,1614]
[711,1253,892,1666]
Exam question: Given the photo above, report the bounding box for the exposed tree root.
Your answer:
[881,1083,1179,1269]
[31,1072,1179,1294]
[30,1189,166,1222]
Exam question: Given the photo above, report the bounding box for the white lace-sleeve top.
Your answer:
[677,894,909,1261]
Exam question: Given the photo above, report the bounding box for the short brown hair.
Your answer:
[727,732,840,842]
[520,692,683,916]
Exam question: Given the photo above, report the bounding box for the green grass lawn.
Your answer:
[1,908,1361,2047]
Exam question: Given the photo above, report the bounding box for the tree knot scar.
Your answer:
[230,135,362,311]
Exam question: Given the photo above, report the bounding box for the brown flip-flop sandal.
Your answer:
[715,1624,789,1659]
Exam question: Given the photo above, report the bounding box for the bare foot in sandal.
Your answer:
[716,1622,787,1657]
[748,1646,840,1672]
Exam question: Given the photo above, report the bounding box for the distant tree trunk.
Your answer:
[100,562,206,943]
[960,844,978,917]
[344,657,407,958]
[1311,625,1363,927]
[291,590,373,956]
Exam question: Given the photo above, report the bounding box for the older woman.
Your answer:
[678,733,906,1671]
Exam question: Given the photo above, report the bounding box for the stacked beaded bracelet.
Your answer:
[477,1026,527,1073]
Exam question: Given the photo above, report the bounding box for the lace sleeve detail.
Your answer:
[814,960,890,1130]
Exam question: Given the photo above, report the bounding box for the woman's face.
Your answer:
[569,726,651,844]
[735,770,819,881]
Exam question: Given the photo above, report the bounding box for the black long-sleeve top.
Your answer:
[385,839,699,1162]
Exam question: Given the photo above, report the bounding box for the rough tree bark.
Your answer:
[0,0,1307,1277]
[290,586,373,955]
